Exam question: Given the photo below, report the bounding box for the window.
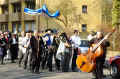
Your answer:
[0,24,1,30]
[1,24,4,31]
[25,0,35,9]
[82,24,87,32]
[82,5,87,13]
[12,3,21,13]
[31,22,35,31]
[5,24,8,31]
[25,23,29,32]
[12,23,17,33]
[1,5,8,14]
[25,22,35,32]
[0,24,8,31]
[18,23,21,33]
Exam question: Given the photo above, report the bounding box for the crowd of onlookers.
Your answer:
[0,29,91,74]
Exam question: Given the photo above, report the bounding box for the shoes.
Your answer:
[18,64,21,67]
[23,66,27,69]
[72,69,77,72]
[49,69,53,72]
[34,71,40,74]
[1,63,5,65]
[11,61,16,63]
[92,77,104,79]
[62,70,69,72]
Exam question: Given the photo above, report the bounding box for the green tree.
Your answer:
[112,0,120,50]
[112,0,120,27]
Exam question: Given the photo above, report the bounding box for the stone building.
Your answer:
[0,0,112,33]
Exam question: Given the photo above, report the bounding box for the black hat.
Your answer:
[74,30,78,33]
[45,29,53,33]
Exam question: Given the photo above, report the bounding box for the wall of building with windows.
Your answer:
[45,0,112,32]
[25,21,35,32]
[0,0,112,32]
[0,0,36,32]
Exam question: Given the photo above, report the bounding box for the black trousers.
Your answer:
[53,48,60,71]
[72,48,78,71]
[47,50,53,71]
[41,48,48,69]
[10,44,18,62]
[92,58,105,79]
[31,52,41,72]
[31,53,36,72]
[61,52,71,72]
[1,48,7,64]
[35,56,41,72]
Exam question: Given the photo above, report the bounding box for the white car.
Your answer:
[78,39,89,54]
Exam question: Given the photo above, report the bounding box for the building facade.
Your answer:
[0,0,41,33]
[0,0,112,33]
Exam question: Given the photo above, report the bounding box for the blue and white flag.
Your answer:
[24,4,60,18]
[24,8,42,15]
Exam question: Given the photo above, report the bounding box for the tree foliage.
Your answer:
[112,0,120,26]
[54,0,79,28]
[111,0,120,50]
[102,0,112,25]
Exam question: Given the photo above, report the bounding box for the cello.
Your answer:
[76,29,115,72]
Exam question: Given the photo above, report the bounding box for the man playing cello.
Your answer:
[89,31,110,79]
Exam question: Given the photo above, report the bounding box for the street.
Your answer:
[0,62,113,79]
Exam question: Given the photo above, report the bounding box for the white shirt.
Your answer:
[50,35,54,44]
[12,38,17,44]
[22,37,30,54]
[87,34,95,41]
[70,35,81,48]
[19,36,25,49]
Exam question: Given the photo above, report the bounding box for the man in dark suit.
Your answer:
[0,33,7,64]
[30,31,44,73]
[9,33,18,63]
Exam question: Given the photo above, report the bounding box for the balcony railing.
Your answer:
[0,12,35,22]
[24,14,35,21]
[9,13,21,21]
[0,14,8,22]
[10,0,20,3]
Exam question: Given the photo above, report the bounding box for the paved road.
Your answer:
[0,62,113,79]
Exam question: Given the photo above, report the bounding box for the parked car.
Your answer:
[107,55,120,78]
[78,39,89,54]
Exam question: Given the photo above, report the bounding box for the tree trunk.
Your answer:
[112,25,119,50]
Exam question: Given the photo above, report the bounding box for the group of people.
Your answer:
[0,31,18,64]
[17,29,82,73]
[0,29,110,79]
[0,29,81,73]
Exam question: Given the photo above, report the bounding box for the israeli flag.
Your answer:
[24,4,60,18]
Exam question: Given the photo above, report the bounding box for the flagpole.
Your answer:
[38,0,41,32]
